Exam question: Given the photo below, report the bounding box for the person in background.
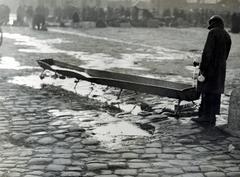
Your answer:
[231,13,240,33]
[26,6,34,27]
[16,4,25,25]
[72,11,80,28]
[0,4,10,25]
[0,27,2,46]
[192,15,231,127]
[32,5,47,30]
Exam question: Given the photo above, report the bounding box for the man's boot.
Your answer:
[191,116,210,123]
[209,115,216,127]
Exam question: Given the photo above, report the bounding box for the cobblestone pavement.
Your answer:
[0,27,240,177]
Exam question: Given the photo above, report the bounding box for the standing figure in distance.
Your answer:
[192,15,232,127]
[0,27,2,46]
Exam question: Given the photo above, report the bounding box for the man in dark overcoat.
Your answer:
[192,15,231,126]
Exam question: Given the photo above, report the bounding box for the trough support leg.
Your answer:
[88,83,95,96]
[103,86,110,92]
[39,69,46,80]
[192,101,197,106]
[130,104,137,113]
[74,80,79,90]
[117,89,123,99]
[52,72,58,79]
[175,99,182,119]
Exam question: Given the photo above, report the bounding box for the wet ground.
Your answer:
[0,26,240,177]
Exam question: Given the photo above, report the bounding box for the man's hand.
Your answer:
[193,61,200,67]
[198,74,205,82]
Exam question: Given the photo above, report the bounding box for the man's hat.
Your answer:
[208,15,224,30]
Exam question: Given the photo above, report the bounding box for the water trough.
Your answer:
[37,58,200,116]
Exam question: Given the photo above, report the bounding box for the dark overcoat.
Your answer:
[199,25,231,94]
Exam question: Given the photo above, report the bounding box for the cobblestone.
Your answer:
[200,165,219,172]
[61,171,82,177]
[73,153,88,159]
[37,137,57,145]
[121,153,139,159]
[87,163,108,171]
[46,164,65,171]
[138,173,159,177]
[182,166,200,172]
[29,158,52,165]
[152,162,173,168]
[100,170,112,175]
[145,148,162,154]
[163,168,184,175]
[10,133,28,142]
[53,148,72,154]
[53,159,72,165]
[82,139,100,146]
[25,175,41,177]
[176,173,204,177]
[227,172,240,177]
[114,169,138,175]
[95,175,118,177]
[28,171,44,176]
[28,165,46,170]
[128,162,151,168]
[108,162,127,169]
[204,172,226,177]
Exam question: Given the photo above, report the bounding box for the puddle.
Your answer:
[0,96,5,100]
[93,121,150,148]
[9,73,93,95]
[3,33,69,54]
[0,56,37,70]
[9,73,142,114]
[49,109,150,148]
[9,71,195,92]
[117,103,142,115]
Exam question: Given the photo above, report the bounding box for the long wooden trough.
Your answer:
[37,59,200,103]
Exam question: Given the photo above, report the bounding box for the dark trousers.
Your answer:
[199,93,221,120]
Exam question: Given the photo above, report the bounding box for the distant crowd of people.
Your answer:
[161,8,240,33]
[15,4,48,30]
[53,5,240,32]
[0,4,240,33]
[53,6,133,27]
[162,8,231,27]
